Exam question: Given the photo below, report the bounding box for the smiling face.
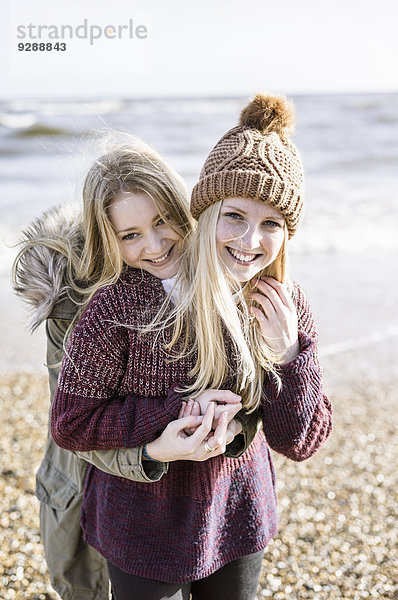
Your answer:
[108,191,183,279]
[216,197,286,283]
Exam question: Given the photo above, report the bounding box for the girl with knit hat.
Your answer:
[48,94,332,599]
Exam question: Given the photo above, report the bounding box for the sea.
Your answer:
[1,93,398,384]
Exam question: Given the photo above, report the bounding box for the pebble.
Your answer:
[0,373,397,599]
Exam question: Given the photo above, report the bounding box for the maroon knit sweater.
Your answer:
[51,268,332,583]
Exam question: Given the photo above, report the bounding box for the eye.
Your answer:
[157,214,174,226]
[121,231,139,241]
[224,211,244,220]
[264,220,282,228]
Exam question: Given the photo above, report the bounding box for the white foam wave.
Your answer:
[5,99,126,117]
[0,113,37,129]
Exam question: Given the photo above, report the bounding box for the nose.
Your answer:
[144,230,165,256]
[240,224,262,250]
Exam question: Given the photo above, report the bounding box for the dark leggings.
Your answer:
[107,550,264,600]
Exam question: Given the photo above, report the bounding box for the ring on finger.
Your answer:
[204,441,214,453]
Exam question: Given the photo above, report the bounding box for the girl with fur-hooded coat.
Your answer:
[13,165,259,599]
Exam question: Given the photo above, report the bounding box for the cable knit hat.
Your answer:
[190,93,304,238]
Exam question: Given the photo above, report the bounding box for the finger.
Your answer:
[214,403,242,424]
[183,400,200,435]
[183,399,195,417]
[178,402,186,419]
[192,401,201,417]
[252,280,285,311]
[249,304,268,324]
[249,291,276,318]
[225,430,235,445]
[189,402,215,445]
[205,390,241,404]
[201,401,215,431]
[249,306,286,346]
[211,411,229,449]
[183,425,201,437]
[257,277,294,309]
[251,288,294,332]
[170,414,203,434]
[224,418,242,445]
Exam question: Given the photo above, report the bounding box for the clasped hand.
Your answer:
[145,390,242,462]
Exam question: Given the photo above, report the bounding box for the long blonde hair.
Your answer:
[146,201,291,412]
[12,134,194,334]
[77,137,194,307]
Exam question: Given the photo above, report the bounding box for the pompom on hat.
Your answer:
[190,93,304,238]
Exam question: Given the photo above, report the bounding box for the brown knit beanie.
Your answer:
[190,93,304,238]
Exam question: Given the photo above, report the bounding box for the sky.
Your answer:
[1,0,398,98]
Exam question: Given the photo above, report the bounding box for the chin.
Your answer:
[226,267,257,284]
[158,266,179,280]
[236,273,256,284]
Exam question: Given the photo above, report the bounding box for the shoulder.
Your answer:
[75,268,166,332]
[89,268,166,312]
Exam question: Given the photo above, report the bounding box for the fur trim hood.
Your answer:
[12,203,84,332]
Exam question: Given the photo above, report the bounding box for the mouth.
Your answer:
[145,245,174,265]
[227,247,260,265]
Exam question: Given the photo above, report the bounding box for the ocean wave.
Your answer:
[14,124,72,138]
[343,94,398,111]
[4,99,126,117]
[0,113,37,129]
[375,113,398,125]
[0,112,74,137]
[0,92,397,256]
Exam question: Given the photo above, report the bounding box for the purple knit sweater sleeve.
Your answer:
[50,284,183,452]
[262,282,332,462]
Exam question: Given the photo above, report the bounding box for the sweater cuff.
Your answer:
[163,386,184,418]
[121,386,183,448]
[224,409,261,458]
[262,331,323,447]
[277,330,316,378]
[122,446,168,483]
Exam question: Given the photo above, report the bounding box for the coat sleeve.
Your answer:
[261,282,332,462]
[46,317,168,481]
[224,408,262,458]
[50,295,183,453]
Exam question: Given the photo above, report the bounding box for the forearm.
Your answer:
[51,386,183,451]
[46,318,168,481]
[262,330,332,461]
[76,447,168,482]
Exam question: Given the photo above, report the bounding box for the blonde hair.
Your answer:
[12,134,194,337]
[147,201,291,412]
[77,136,194,307]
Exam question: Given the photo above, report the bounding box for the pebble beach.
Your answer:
[0,369,397,599]
[1,93,397,598]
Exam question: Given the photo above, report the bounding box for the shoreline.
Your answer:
[3,247,398,378]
